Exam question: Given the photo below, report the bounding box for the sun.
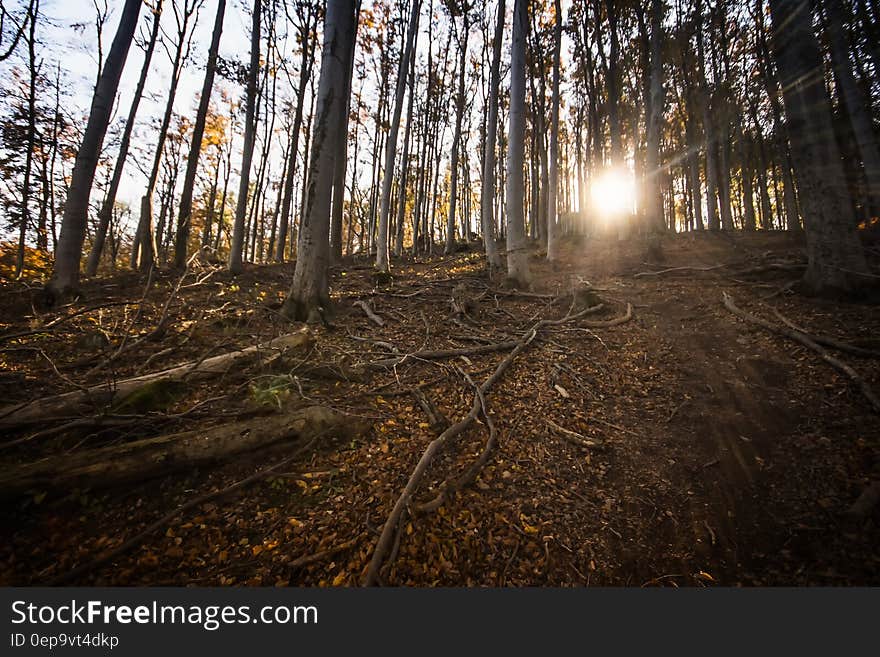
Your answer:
[590,168,636,217]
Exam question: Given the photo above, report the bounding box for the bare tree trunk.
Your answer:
[506,0,531,288]
[546,0,563,261]
[330,0,361,264]
[823,0,880,212]
[445,11,468,254]
[394,53,416,257]
[14,0,39,278]
[481,0,505,270]
[281,0,359,321]
[228,0,261,274]
[376,0,421,271]
[768,0,869,294]
[47,0,141,298]
[86,1,162,277]
[644,0,665,234]
[174,0,225,269]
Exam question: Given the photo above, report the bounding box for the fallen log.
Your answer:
[721,293,880,414]
[0,404,369,499]
[0,328,313,427]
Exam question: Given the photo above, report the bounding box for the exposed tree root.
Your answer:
[353,300,385,326]
[634,264,725,277]
[770,308,880,359]
[0,328,313,427]
[362,302,625,585]
[722,293,880,414]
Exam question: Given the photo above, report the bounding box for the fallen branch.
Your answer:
[579,303,633,328]
[0,301,139,343]
[634,264,724,278]
[48,435,326,585]
[547,419,600,448]
[0,328,313,427]
[0,405,368,499]
[721,293,880,414]
[353,300,385,327]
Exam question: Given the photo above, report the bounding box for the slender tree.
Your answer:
[506,0,530,287]
[86,1,163,276]
[281,0,359,321]
[47,0,141,299]
[228,0,261,274]
[173,0,226,269]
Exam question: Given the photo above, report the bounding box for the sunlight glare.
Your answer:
[590,168,636,217]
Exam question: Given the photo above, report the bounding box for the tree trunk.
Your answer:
[281,0,359,321]
[173,0,226,269]
[768,0,869,294]
[47,0,141,299]
[644,0,665,234]
[546,0,563,260]
[506,0,531,288]
[228,0,261,274]
[86,2,162,277]
[445,13,468,255]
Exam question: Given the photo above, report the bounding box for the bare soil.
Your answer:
[1,231,878,586]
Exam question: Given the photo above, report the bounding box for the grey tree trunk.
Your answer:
[275,4,317,262]
[330,1,361,263]
[481,0,505,270]
[445,12,468,254]
[47,0,141,299]
[132,0,199,273]
[394,54,416,257]
[546,0,562,261]
[173,0,226,269]
[824,0,880,212]
[86,1,163,277]
[228,0,261,274]
[644,0,665,234]
[768,0,869,294]
[506,0,531,288]
[281,0,358,321]
[376,0,421,271]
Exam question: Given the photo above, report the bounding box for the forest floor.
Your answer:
[1,230,879,586]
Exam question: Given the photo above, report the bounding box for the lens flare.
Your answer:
[590,168,636,217]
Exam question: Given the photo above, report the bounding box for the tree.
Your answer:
[46,0,141,299]
[86,1,163,276]
[480,0,505,271]
[173,0,226,269]
[444,1,470,254]
[506,0,530,287]
[546,0,562,261]
[131,0,202,272]
[376,0,421,272]
[228,0,261,274]
[767,0,869,294]
[644,0,665,233]
[281,0,359,321]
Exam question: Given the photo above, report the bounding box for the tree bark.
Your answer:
[173,0,226,269]
[281,0,359,321]
[768,0,869,294]
[228,0,261,274]
[506,0,531,287]
[47,0,141,299]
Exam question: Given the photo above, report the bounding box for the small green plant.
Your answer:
[249,375,294,409]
